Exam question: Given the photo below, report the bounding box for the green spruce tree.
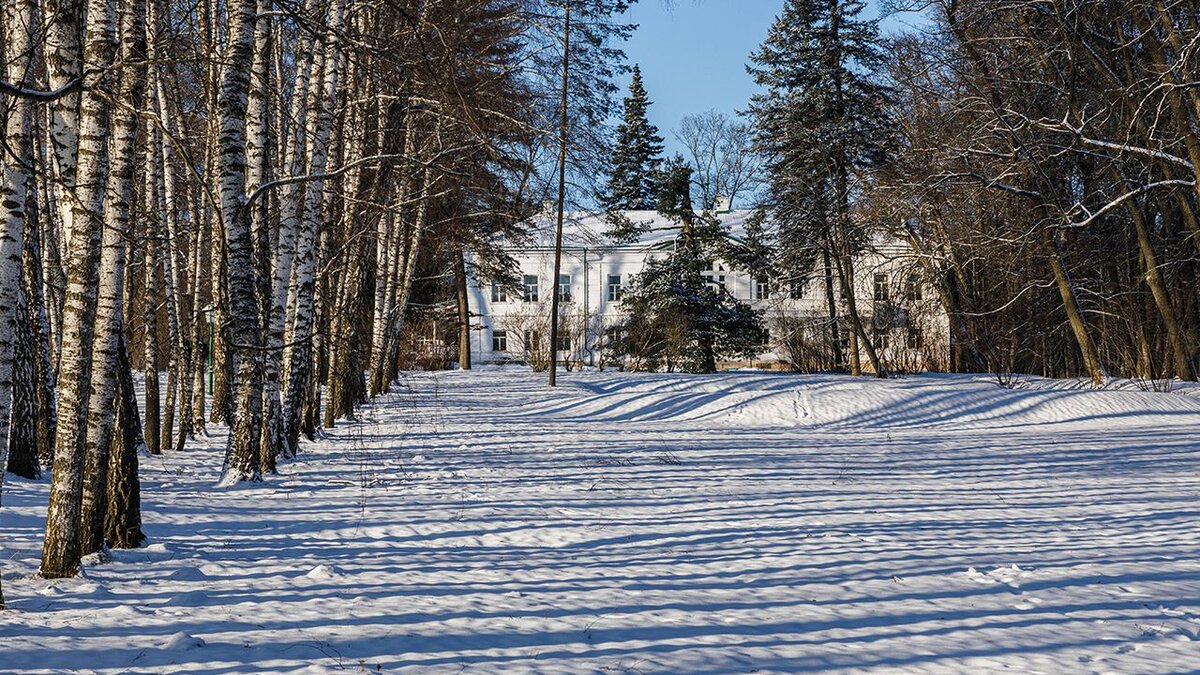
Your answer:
[747,0,893,376]
[617,157,766,373]
[604,65,664,220]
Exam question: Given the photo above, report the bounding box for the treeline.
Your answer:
[0,0,630,604]
[752,0,1200,384]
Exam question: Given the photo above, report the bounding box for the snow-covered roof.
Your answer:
[520,209,756,251]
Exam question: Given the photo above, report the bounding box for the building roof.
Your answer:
[517,208,912,258]
[521,210,756,251]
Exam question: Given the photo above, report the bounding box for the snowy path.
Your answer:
[4,371,1200,673]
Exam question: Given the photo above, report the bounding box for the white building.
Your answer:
[466,210,949,372]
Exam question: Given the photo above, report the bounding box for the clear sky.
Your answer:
[618,0,923,156]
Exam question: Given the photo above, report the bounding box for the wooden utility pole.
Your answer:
[548,0,570,387]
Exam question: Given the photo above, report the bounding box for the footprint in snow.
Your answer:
[165,566,210,581]
[965,564,1032,588]
[304,564,342,580]
[162,632,206,651]
[1115,643,1140,654]
[1011,594,1043,610]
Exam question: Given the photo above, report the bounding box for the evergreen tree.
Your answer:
[616,157,766,373]
[747,0,893,376]
[604,65,664,213]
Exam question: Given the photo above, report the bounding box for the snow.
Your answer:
[524,209,757,249]
[3,370,1200,672]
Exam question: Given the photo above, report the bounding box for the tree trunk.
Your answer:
[455,247,471,370]
[820,239,842,370]
[42,0,116,580]
[43,0,82,253]
[283,0,346,447]
[143,128,162,456]
[0,0,37,496]
[79,0,146,557]
[1039,226,1107,386]
[1123,193,1193,380]
[218,0,265,484]
[7,281,40,480]
[105,333,145,549]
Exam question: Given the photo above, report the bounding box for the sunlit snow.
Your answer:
[3,370,1200,673]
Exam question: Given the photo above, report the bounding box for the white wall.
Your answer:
[468,237,948,369]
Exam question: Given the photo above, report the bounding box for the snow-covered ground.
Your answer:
[3,370,1200,673]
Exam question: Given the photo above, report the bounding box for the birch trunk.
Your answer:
[264,0,320,461]
[23,163,57,468]
[43,0,82,251]
[7,278,39,480]
[79,0,145,556]
[42,0,115,579]
[148,43,191,451]
[282,0,346,446]
[0,0,36,488]
[218,0,265,483]
[245,0,277,472]
[105,332,145,549]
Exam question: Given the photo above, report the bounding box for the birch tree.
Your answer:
[41,0,116,580]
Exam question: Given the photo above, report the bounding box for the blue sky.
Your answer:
[619,0,924,156]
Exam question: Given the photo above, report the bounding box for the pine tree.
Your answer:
[604,65,664,213]
[748,0,893,376]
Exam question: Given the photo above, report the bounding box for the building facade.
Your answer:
[466,211,950,372]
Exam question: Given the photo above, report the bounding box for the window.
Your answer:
[607,274,623,302]
[905,275,923,302]
[874,326,890,350]
[491,282,507,303]
[559,274,572,302]
[874,273,890,302]
[907,327,923,350]
[556,332,571,352]
[523,274,539,302]
[704,272,726,293]
[492,330,508,352]
[754,275,771,300]
[523,329,542,351]
[788,280,805,300]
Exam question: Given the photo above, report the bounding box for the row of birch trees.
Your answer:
[0,0,632,606]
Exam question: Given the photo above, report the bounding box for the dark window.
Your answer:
[559,274,572,302]
[905,275,923,302]
[607,274,622,302]
[704,272,726,293]
[523,275,539,303]
[492,330,507,352]
[874,326,890,350]
[755,276,770,300]
[491,282,507,303]
[874,273,890,302]
[907,327,923,350]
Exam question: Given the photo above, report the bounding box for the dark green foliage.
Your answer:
[619,255,766,373]
[615,160,766,373]
[747,0,893,277]
[604,65,664,212]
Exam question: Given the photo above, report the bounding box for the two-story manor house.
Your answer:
[465,210,949,372]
